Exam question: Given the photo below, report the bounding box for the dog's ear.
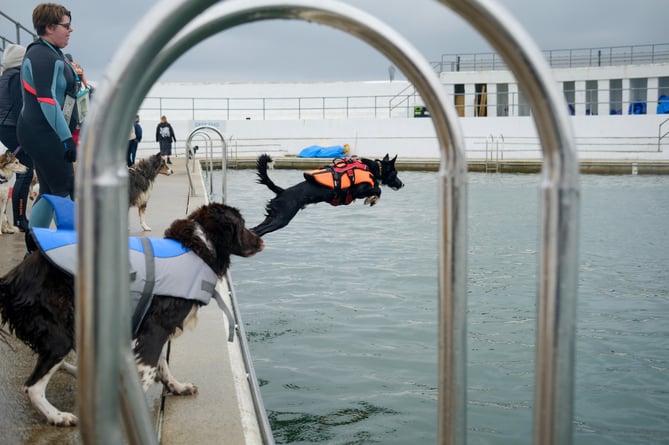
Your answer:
[382,154,389,162]
[391,154,397,164]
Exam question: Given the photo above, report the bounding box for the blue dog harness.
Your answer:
[31,195,236,341]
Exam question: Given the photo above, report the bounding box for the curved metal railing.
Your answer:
[185,126,228,200]
[75,1,578,445]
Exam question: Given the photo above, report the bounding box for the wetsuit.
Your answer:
[18,38,79,201]
[17,38,80,238]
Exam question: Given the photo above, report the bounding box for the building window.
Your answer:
[609,79,622,114]
[454,84,465,117]
[659,77,669,97]
[475,84,488,117]
[497,83,509,116]
[563,81,575,115]
[518,87,530,116]
[629,78,647,114]
[586,80,598,115]
[658,77,669,114]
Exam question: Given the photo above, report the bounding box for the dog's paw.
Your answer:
[1,226,18,234]
[50,411,78,427]
[166,381,198,396]
[141,225,152,232]
[364,196,379,206]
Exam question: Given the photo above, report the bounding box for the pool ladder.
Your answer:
[485,134,504,172]
[74,0,579,444]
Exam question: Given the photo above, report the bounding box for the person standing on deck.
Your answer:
[0,43,33,232]
[127,115,142,167]
[17,3,89,252]
[156,115,176,164]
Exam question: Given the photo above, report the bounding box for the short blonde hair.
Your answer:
[32,3,71,36]
[160,116,167,123]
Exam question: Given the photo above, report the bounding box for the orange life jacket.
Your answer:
[303,158,376,206]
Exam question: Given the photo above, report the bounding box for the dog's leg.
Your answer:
[24,353,77,426]
[252,195,304,236]
[138,204,151,231]
[1,195,17,233]
[157,353,197,395]
[59,361,77,377]
[363,195,379,206]
[137,362,158,392]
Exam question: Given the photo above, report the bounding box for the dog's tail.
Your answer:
[256,154,284,195]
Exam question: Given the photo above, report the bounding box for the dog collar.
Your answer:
[0,173,7,184]
[376,159,383,177]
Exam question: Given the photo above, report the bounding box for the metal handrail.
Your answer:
[443,1,580,444]
[186,125,228,200]
[76,0,464,443]
[75,1,578,445]
[438,42,669,72]
[138,81,668,120]
[0,11,37,49]
[76,1,221,443]
[658,117,669,152]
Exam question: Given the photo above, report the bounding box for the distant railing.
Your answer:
[138,84,669,121]
[434,43,669,72]
[0,11,37,50]
[139,94,421,121]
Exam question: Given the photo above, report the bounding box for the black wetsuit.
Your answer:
[17,38,79,199]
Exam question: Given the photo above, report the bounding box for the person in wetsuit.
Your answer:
[17,3,83,240]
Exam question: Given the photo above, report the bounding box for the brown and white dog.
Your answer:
[0,150,28,234]
[129,152,174,231]
[0,202,263,426]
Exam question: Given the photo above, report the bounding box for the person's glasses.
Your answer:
[55,22,71,30]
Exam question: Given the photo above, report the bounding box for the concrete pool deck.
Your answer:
[0,157,264,445]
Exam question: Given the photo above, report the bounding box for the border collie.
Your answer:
[252,154,404,236]
[0,203,263,426]
[129,153,174,231]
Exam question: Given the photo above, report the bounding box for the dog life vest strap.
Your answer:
[201,281,236,342]
[132,237,156,336]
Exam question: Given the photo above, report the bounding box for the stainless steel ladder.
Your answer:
[75,0,579,444]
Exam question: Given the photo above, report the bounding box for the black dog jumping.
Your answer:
[252,154,404,236]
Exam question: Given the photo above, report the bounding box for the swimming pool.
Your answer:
[213,169,668,444]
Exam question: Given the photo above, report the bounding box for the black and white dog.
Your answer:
[252,154,404,236]
[0,203,263,426]
[129,152,174,231]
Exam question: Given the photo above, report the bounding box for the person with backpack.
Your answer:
[0,43,33,232]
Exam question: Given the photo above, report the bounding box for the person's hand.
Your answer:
[63,138,77,162]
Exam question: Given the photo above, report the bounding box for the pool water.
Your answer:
[212,169,668,445]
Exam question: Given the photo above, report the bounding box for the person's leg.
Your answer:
[19,123,74,252]
[127,141,134,167]
[12,150,34,231]
[130,141,139,164]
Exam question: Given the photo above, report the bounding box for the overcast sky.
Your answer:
[1,0,667,83]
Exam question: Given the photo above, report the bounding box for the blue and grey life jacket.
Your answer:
[31,194,235,341]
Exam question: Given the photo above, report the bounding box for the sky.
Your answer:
[1,0,667,83]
